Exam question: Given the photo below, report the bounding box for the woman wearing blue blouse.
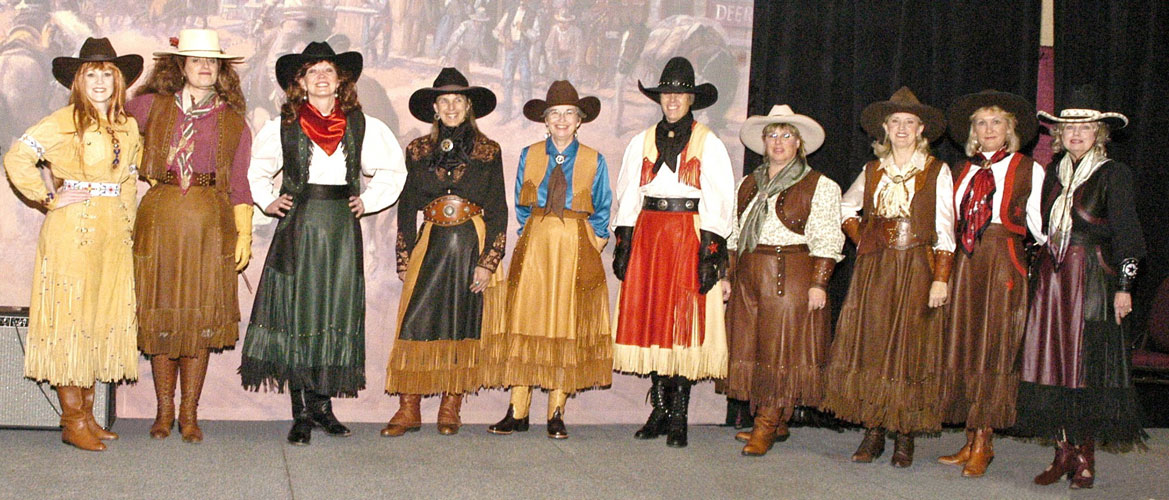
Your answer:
[482,81,613,439]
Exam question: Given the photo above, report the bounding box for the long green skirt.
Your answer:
[240,187,365,397]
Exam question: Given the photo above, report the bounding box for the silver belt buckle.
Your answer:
[443,205,456,217]
[656,199,668,210]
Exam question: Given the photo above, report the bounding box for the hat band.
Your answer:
[657,80,693,89]
[1060,108,1101,118]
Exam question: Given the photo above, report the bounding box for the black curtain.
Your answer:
[749,0,1042,313]
[1054,0,1169,326]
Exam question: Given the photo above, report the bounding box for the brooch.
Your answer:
[554,154,566,165]
[440,138,454,152]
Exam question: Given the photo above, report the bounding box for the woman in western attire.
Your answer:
[382,68,507,437]
[1017,86,1146,489]
[481,80,613,439]
[821,87,954,467]
[723,105,844,456]
[3,37,143,451]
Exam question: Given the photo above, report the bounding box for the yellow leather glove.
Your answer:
[233,204,253,271]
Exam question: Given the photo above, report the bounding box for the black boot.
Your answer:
[634,374,671,439]
[287,390,313,446]
[723,398,754,429]
[487,405,530,435]
[306,390,352,437]
[666,377,691,448]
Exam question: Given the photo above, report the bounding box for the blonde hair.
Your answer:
[1051,121,1111,158]
[871,133,930,159]
[964,105,1020,156]
[761,122,807,164]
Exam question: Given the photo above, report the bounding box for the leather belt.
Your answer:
[162,170,216,187]
[424,195,483,226]
[869,217,929,251]
[753,244,808,296]
[530,206,589,219]
[643,196,699,212]
[304,184,351,200]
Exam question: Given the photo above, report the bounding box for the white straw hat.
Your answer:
[154,29,242,60]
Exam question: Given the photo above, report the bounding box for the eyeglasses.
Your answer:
[545,108,581,120]
[765,132,795,140]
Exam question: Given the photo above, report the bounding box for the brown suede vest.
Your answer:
[518,141,598,213]
[736,169,823,235]
[856,156,942,254]
[139,94,245,195]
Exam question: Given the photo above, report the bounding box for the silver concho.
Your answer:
[443,205,456,217]
[656,199,669,210]
[684,200,696,210]
[554,154,567,165]
[440,139,454,152]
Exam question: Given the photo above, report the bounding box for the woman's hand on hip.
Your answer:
[52,188,91,209]
[265,194,293,217]
[349,196,365,218]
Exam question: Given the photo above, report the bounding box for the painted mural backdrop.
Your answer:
[0,0,752,423]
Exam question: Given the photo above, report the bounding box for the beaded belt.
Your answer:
[642,196,699,212]
[424,195,483,226]
[62,180,120,197]
[163,170,215,187]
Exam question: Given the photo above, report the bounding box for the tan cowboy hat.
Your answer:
[740,105,825,155]
[523,80,600,123]
[860,86,945,142]
[154,29,242,60]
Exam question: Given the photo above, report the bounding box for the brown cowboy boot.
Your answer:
[380,394,422,437]
[938,428,975,465]
[961,428,995,477]
[56,386,105,451]
[890,433,915,468]
[1033,440,1075,485]
[177,350,210,443]
[81,385,117,440]
[736,413,789,443]
[741,406,783,456]
[851,427,886,463]
[436,393,463,435]
[149,356,179,439]
[1069,439,1095,489]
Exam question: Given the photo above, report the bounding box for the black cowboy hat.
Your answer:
[860,86,946,142]
[1037,84,1128,129]
[638,56,718,111]
[275,41,363,91]
[523,80,600,123]
[946,89,1038,145]
[52,37,143,88]
[408,67,497,122]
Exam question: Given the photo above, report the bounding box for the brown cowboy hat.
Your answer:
[275,41,363,91]
[860,86,945,142]
[523,80,600,123]
[52,37,143,88]
[408,67,496,122]
[946,89,1038,145]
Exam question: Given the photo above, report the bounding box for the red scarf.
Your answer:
[298,102,347,155]
[957,148,1009,255]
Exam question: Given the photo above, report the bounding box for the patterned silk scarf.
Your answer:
[956,148,1009,255]
[738,159,808,256]
[1048,149,1105,263]
[167,91,218,192]
[875,150,926,218]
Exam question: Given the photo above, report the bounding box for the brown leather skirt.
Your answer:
[725,245,829,412]
[939,225,1027,428]
[821,245,945,434]
[133,184,238,358]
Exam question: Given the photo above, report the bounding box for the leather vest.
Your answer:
[856,156,942,254]
[279,110,364,198]
[518,141,598,213]
[735,169,822,235]
[140,94,245,195]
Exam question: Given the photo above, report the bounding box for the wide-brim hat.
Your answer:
[408,67,496,122]
[51,37,143,88]
[469,7,490,21]
[1037,84,1128,129]
[946,89,1038,145]
[860,86,945,142]
[554,10,576,22]
[739,104,825,155]
[154,29,242,60]
[275,41,362,91]
[638,56,718,111]
[523,80,600,123]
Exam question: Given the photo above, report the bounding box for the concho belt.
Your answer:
[642,196,699,212]
[424,194,483,226]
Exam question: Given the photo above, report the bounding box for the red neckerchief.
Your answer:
[957,148,1010,255]
[298,102,347,155]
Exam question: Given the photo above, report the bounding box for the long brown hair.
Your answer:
[279,60,361,124]
[135,55,247,113]
[69,61,128,143]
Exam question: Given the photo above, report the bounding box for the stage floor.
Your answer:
[2,420,1166,499]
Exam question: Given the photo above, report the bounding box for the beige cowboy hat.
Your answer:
[739,105,825,155]
[154,29,243,60]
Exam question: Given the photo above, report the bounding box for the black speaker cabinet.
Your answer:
[0,306,115,430]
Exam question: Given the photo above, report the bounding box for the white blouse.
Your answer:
[610,128,736,238]
[840,154,956,253]
[952,151,1047,244]
[248,113,408,214]
[728,174,845,262]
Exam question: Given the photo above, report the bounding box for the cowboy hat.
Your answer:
[523,80,600,123]
[1037,84,1128,129]
[860,86,945,142]
[52,37,143,88]
[408,67,497,122]
[946,89,1038,146]
[275,41,362,91]
[154,29,242,60]
[638,56,718,111]
[740,105,825,155]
